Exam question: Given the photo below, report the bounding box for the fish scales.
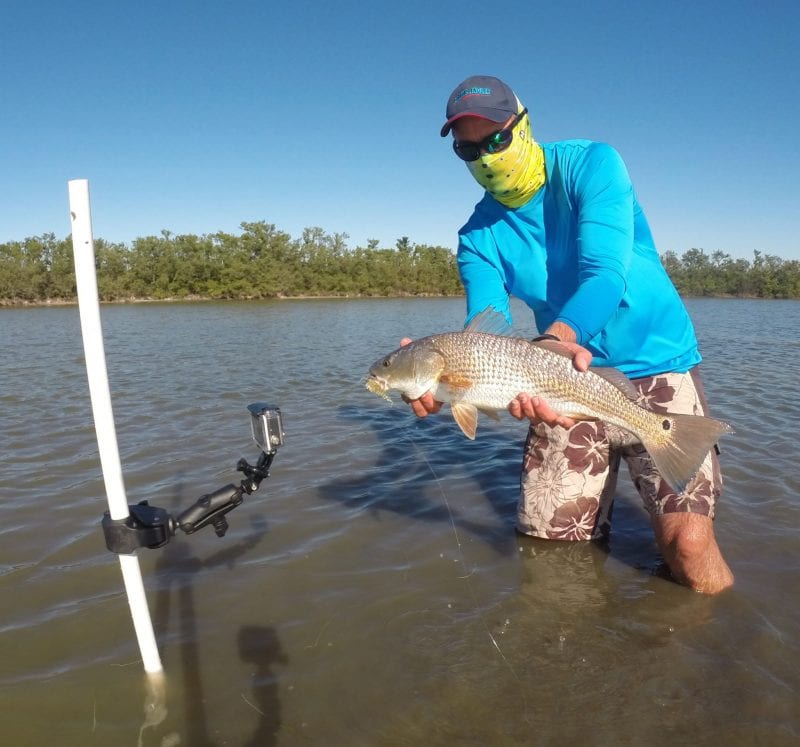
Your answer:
[430,332,648,430]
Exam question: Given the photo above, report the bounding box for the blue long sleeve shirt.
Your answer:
[457,139,700,378]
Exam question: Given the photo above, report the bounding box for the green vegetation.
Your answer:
[660,248,800,298]
[0,223,462,303]
[1,223,798,304]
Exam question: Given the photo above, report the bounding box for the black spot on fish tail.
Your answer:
[639,413,733,493]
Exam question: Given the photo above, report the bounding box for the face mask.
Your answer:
[465,110,545,208]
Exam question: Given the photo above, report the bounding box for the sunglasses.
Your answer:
[452,108,528,162]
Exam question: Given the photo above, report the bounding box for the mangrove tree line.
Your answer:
[1,222,798,303]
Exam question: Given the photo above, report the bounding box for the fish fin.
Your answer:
[531,343,640,401]
[439,372,474,390]
[639,413,734,494]
[530,339,576,359]
[592,367,640,401]
[478,407,502,422]
[451,402,479,440]
[603,424,641,448]
[531,344,641,402]
[559,412,597,422]
[464,308,513,336]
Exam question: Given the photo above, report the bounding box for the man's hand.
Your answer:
[399,337,443,417]
[508,339,593,428]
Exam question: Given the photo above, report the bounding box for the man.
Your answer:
[406,75,733,594]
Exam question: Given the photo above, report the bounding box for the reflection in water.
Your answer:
[517,534,611,611]
[138,672,170,747]
[514,533,714,639]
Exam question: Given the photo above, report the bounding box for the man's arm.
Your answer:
[555,142,634,344]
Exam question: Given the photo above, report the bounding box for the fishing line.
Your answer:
[403,428,526,688]
[363,368,531,715]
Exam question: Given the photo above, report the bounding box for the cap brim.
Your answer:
[439,111,512,137]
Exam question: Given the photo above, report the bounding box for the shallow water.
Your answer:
[1,297,798,746]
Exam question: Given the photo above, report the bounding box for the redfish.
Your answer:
[366,311,732,493]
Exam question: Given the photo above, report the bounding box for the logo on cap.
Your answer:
[453,86,492,104]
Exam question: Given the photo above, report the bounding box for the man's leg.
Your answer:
[652,513,734,594]
[626,368,734,594]
[518,420,618,540]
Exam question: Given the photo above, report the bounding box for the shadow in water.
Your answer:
[319,404,523,555]
[327,403,671,580]
[238,626,288,747]
[150,514,286,747]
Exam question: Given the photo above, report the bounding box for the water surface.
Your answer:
[1,298,798,745]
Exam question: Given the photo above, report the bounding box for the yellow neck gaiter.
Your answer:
[466,110,546,208]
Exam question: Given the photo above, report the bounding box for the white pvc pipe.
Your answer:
[69,179,163,674]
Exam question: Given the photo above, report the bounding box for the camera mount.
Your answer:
[101,403,284,554]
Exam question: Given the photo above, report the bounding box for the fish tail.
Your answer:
[640,413,733,494]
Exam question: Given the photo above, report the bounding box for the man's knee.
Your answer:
[659,515,710,559]
[653,513,734,594]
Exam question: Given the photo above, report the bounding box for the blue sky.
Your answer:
[2,1,798,260]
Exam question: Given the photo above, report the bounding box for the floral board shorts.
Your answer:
[517,367,724,541]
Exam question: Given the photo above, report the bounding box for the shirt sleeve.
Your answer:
[457,233,513,325]
[555,143,633,344]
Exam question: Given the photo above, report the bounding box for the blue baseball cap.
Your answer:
[440,75,518,137]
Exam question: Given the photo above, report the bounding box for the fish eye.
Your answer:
[382,358,391,367]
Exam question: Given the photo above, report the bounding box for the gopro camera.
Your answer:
[247,402,284,453]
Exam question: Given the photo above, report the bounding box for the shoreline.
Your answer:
[0,291,793,309]
[0,292,468,309]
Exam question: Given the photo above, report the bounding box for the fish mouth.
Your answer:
[365,375,392,402]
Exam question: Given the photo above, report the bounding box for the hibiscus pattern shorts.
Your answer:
[517,367,724,541]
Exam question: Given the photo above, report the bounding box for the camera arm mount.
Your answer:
[101,402,285,554]
[176,449,276,536]
[101,450,277,554]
